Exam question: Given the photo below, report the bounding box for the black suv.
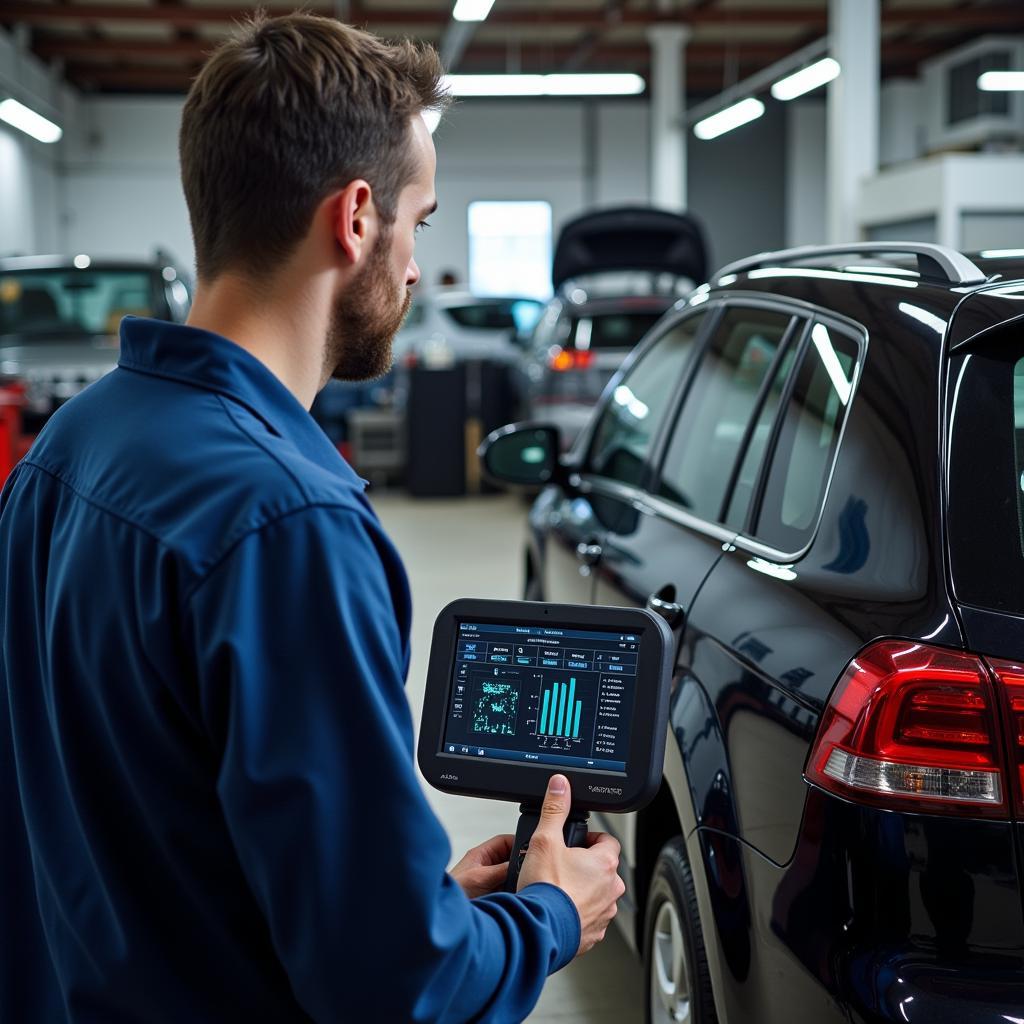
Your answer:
[482,243,1024,1024]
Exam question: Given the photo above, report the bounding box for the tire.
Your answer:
[643,837,718,1024]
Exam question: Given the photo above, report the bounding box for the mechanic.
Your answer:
[0,13,624,1023]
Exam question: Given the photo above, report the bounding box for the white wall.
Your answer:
[417,100,588,290]
[61,98,192,269]
[0,28,73,255]
[690,100,788,270]
[0,22,792,286]
[785,100,827,248]
[858,152,1024,249]
[45,94,787,287]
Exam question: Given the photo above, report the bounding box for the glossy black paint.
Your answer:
[519,258,1024,1022]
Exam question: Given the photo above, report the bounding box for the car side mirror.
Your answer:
[479,423,563,488]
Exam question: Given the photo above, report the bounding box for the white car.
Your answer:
[392,290,544,367]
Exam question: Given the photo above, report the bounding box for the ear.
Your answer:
[331,179,376,267]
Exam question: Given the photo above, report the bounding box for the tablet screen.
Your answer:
[440,619,641,774]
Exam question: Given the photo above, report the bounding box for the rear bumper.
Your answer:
[691,786,1024,1024]
[844,950,1024,1023]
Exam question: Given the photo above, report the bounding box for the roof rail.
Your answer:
[713,242,988,288]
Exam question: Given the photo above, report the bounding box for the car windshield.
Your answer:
[567,310,663,351]
[443,299,543,333]
[0,268,159,341]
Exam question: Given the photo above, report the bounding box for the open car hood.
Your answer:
[552,206,708,291]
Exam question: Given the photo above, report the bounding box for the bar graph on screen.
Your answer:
[537,678,583,739]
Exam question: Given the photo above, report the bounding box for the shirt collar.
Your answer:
[118,316,367,488]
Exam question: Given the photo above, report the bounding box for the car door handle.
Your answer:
[647,592,685,629]
[575,542,603,566]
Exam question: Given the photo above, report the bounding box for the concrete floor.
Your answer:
[372,491,645,1024]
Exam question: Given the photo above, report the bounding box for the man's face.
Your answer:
[327,114,437,382]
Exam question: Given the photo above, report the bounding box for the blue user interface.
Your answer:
[441,620,640,773]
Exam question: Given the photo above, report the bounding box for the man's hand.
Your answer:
[516,775,625,958]
[451,834,514,899]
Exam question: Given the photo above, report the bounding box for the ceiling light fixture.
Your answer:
[978,71,1024,91]
[771,57,841,101]
[444,73,645,97]
[452,0,496,22]
[0,98,62,144]
[693,97,764,140]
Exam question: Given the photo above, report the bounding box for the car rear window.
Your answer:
[444,299,542,332]
[947,325,1024,613]
[569,311,663,351]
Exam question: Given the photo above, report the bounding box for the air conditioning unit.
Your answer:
[921,36,1024,153]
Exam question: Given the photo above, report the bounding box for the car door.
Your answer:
[537,307,713,606]
[676,313,866,865]
[588,302,804,861]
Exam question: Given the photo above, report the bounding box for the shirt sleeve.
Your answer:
[185,503,580,1024]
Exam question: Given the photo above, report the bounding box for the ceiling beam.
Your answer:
[6,4,1024,31]
[33,35,964,66]
[62,69,766,95]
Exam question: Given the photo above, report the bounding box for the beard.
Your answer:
[325,231,412,382]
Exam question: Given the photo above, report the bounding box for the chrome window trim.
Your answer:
[578,294,869,566]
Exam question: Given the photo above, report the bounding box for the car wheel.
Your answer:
[643,837,718,1024]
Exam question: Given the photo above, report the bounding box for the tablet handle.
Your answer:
[504,803,590,893]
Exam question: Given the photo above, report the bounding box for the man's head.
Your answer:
[179,13,446,381]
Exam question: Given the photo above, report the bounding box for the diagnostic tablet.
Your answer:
[418,598,674,815]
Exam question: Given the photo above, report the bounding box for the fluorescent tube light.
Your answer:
[543,73,645,96]
[444,73,644,97]
[453,0,496,21]
[693,97,764,140]
[771,57,840,101]
[978,71,1024,92]
[0,98,62,144]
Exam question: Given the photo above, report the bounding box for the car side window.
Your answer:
[723,341,800,530]
[586,311,707,487]
[657,307,794,520]
[752,322,859,551]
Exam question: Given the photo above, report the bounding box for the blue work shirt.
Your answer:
[0,317,579,1023]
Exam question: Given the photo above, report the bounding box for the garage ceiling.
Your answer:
[3,0,1023,97]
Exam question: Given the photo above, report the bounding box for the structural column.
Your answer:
[826,0,879,243]
[647,24,691,212]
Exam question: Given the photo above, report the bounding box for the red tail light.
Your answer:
[805,641,1008,817]
[548,348,594,372]
[985,658,1024,816]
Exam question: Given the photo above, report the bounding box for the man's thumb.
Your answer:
[537,774,571,838]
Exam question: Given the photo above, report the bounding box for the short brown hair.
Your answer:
[180,12,446,280]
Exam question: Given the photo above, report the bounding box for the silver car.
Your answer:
[392,289,544,367]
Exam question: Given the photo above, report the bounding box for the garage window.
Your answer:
[467,201,552,301]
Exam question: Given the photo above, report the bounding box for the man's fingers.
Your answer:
[476,834,515,866]
[536,774,571,841]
